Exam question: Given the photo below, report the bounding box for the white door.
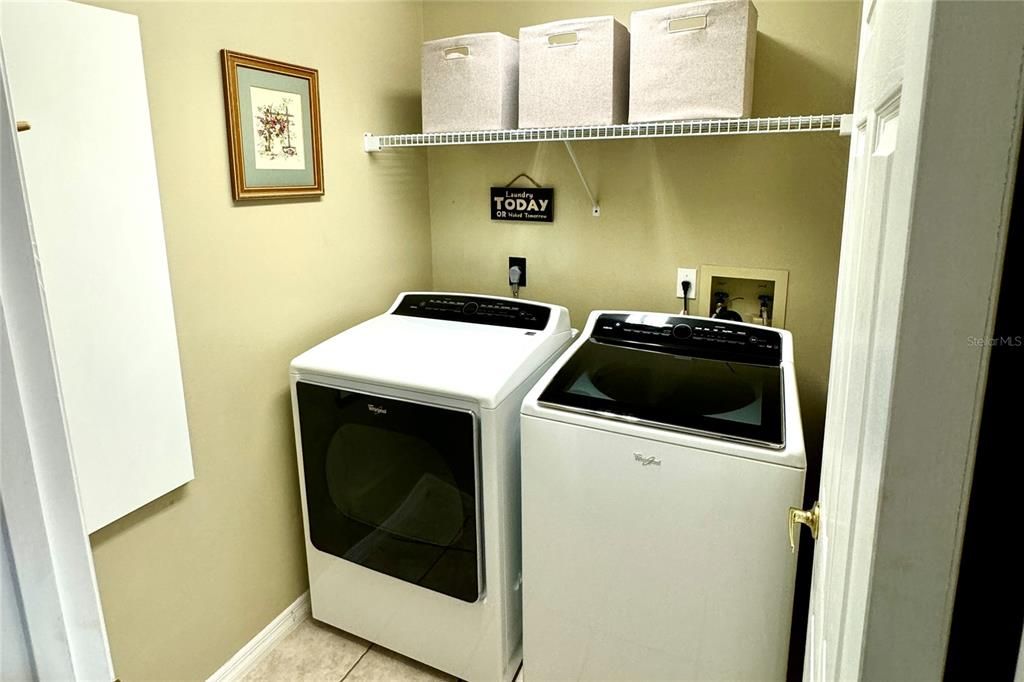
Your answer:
[1,47,114,680]
[804,0,1024,679]
[1,0,194,533]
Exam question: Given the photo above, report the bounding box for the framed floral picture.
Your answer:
[221,50,324,200]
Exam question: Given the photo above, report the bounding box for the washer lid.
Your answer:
[537,313,786,448]
[290,293,572,408]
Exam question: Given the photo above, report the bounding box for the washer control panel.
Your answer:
[593,313,783,365]
[393,294,551,331]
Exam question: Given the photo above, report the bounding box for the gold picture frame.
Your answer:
[221,50,324,200]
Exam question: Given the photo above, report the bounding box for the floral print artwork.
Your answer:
[249,86,306,170]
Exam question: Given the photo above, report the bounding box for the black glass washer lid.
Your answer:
[538,338,785,448]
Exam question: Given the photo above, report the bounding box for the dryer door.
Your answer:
[295,381,481,602]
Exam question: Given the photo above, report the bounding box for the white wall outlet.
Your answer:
[676,268,698,299]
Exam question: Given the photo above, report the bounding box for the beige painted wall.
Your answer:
[70,1,856,678]
[423,0,859,462]
[82,2,431,679]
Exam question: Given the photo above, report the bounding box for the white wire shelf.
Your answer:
[363,113,853,152]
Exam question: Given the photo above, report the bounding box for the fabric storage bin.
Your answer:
[629,0,758,122]
[421,32,518,133]
[518,16,630,128]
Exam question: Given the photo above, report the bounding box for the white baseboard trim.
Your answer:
[206,591,310,682]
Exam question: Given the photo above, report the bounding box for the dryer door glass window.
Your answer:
[295,382,481,602]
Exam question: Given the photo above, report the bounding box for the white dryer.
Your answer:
[521,312,807,681]
[290,292,573,682]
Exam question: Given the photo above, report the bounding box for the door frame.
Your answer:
[820,0,1024,678]
[0,44,114,680]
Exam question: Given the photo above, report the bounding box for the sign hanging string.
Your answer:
[504,173,543,189]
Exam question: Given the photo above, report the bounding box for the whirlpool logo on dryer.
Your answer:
[367,403,388,416]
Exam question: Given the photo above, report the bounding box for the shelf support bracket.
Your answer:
[563,141,600,217]
[363,132,381,153]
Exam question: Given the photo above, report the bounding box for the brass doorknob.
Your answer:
[788,501,820,553]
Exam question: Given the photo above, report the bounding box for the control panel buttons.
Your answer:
[394,294,550,331]
[590,313,783,364]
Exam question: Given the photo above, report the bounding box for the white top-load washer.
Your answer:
[521,311,807,681]
[290,292,573,682]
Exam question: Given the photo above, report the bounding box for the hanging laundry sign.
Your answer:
[491,174,554,223]
[490,187,554,222]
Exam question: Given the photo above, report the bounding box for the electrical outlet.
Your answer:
[509,256,527,287]
[676,267,697,299]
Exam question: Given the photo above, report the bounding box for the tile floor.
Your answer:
[242,618,456,682]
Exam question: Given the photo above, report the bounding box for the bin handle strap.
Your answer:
[443,46,470,59]
[669,15,708,33]
[547,31,579,47]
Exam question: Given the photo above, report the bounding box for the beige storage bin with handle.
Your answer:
[518,16,630,128]
[421,32,519,133]
[629,0,757,122]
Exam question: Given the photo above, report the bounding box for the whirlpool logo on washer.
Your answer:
[633,452,662,467]
[367,403,388,416]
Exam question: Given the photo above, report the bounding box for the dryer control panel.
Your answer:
[593,313,783,365]
[393,294,551,331]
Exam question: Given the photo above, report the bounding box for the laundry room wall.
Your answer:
[78,1,431,679]
[422,0,860,464]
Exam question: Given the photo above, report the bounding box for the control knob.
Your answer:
[672,323,693,339]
